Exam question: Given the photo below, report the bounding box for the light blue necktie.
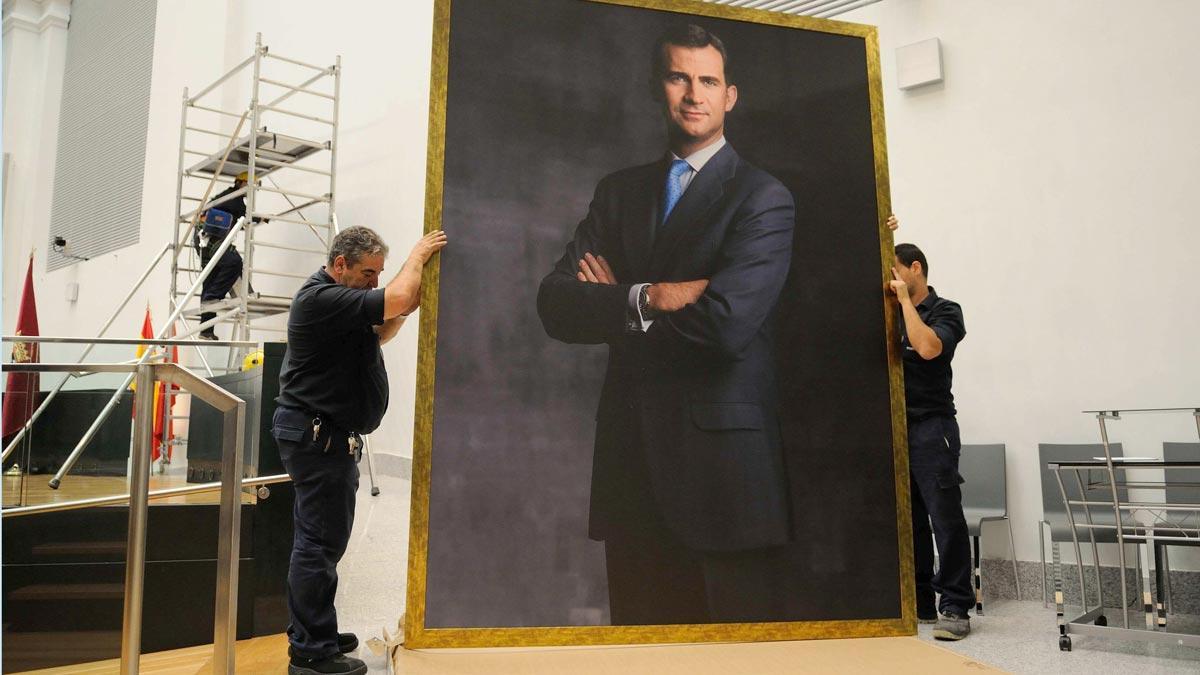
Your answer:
[661,159,691,225]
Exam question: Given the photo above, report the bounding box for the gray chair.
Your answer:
[959,444,1020,614]
[1155,442,1200,617]
[1038,443,1140,617]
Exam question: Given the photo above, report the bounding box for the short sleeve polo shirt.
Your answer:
[276,268,389,433]
[900,286,965,420]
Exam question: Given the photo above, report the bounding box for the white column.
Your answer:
[2,0,71,328]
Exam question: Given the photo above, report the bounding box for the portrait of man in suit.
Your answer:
[417,0,903,641]
[536,23,796,625]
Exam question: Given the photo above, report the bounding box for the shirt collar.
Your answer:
[670,136,726,173]
[916,285,939,310]
[317,266,335,284]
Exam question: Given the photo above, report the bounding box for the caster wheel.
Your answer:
[1059,635,1072,652]
[1095,615,1108,626]
[371,487,381,496]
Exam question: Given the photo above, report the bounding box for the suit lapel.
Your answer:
[621,159,666,281]
[650,143,739,274]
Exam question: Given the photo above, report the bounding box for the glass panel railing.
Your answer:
[1,337,262,512]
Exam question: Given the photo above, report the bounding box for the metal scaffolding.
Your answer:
[172,32,340,353]
[0,35,342,490]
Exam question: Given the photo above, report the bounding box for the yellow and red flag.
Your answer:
[131,307,168,460]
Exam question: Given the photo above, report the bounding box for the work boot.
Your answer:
[198,329,219,341]
[932,610,971,640]
[289,633,358,658]
[288,653,367,675]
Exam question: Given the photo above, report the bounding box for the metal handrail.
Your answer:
[1,361,253,674]
[2,335,257,348]
[1,474,291,518]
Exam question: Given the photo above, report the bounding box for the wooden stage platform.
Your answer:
[13,633,1000,674]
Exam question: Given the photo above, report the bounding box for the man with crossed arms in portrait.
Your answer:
[537,24,796,624]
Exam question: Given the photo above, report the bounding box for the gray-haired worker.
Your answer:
[272,226,446,675]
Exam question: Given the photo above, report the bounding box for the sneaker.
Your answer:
[288,653,367,675]
[289,633,358,658]
[932,611,971,640]
[198,330,219,341]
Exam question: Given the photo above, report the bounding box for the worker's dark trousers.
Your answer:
[272,407,359,659]
[909,414,974,618]
[199,247,243,330]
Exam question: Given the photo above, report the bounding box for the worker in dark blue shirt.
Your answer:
[196,171,267,340]
[889,241,971,641]
[272,226,446,675]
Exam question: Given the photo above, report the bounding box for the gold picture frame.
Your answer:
[405,0,911,648]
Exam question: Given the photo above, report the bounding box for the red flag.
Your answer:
[3,255,41,439]
[131,307,166,460]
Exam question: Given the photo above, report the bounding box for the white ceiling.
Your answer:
[702,0,882,19]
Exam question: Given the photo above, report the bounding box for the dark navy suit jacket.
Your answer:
[537,143,795,552]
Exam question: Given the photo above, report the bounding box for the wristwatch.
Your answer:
[638,284,655,320]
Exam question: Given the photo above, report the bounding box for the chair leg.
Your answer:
[1134,542,1142,614]
[973,535,983,614]
[1006,517,1021,602]
[1075,542,1088,614]
[1052,540,1065,637]
[1039,520,1048,608]
[1162,545,1173,615]
[1154,543,1167,627]
[1139,537,1155,629]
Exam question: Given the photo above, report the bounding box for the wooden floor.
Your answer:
[393,637,1002,674]
[3,473,256,509]
[13,633,1001,674]
[11,634,290,675]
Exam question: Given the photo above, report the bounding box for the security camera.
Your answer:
[52,235,89,261]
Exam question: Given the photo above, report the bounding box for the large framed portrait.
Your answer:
[405,0,911,648]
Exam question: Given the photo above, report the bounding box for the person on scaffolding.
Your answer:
[196,170,267,340]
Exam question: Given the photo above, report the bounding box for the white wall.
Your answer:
[842,0,1200,567]
[217,0,436,459]
[2,0,71,323]
[2,0,229,359]
[6,0,1198,568]
[3,0,435,455]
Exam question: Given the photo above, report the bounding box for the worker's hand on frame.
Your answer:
[409,230,448,264]
[887,268,910,302]
[886,214,899,231]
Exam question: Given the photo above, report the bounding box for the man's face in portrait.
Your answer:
[331,253,385,289]
[658,44,738,151]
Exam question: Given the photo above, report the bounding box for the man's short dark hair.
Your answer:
[651,24,731,83]
[895,243,928,278]
[329,226,389,267]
